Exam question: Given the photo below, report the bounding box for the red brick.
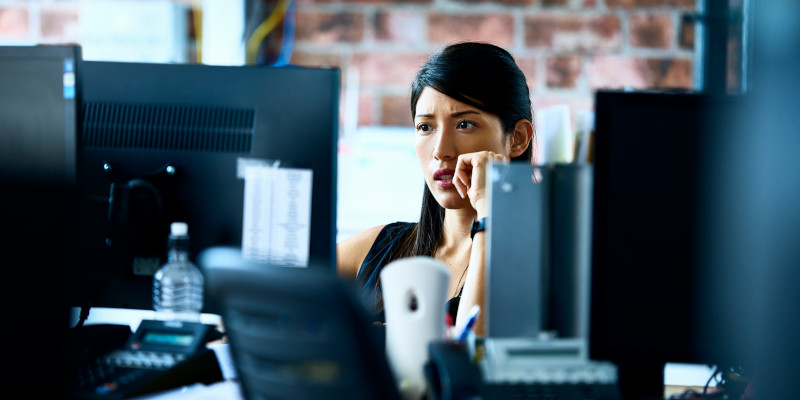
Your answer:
[679,16,695,49]
[375,11,425,44]
[525,14,622,51]
[40,7,79,41]
[296,12,365,44]
[546,56,581,88]
[606,0,695,7]
[341,0,432,3]
[645,58,692,88]
[516,57,538,91]
[0,6,29,38]
[351,52,428,86]
[586,56,647,88]
[381,95,412,126]
[586,56,692,89]
[449,0,534,4]
[630,13,672,49]
[289,51,343,68]
[499,0,535,4]
[428,14,514,46]
[358,91,375,126]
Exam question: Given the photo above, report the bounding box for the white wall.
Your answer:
[79,0,189,63]
[337,126,423,242]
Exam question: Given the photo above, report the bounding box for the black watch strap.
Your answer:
[470,217,487,239]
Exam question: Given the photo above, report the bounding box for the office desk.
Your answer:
[69,307,222,333]
[131,380,242,400]
[69,307,242,399]
[69,308,715,400]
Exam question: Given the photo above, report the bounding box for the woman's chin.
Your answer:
[433,191,472,210]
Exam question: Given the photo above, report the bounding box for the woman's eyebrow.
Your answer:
[450,110,481,118]
[415,110,481,119]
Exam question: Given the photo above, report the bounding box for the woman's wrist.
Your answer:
[473,198,489,219]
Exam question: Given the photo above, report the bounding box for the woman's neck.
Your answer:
[437,209,476,297]
[440,208,476,249]
[436,208,476,271]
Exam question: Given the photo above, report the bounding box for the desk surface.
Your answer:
[69,307,222,331]
[70,308,715,400]
[132,380,242,400]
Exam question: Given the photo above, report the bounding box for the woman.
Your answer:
[337,42,534,335]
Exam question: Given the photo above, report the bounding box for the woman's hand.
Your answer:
[453,151,507,336]
[452,151,509,218]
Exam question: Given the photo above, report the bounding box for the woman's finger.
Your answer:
[454,151,495,199]
[454,152,484,198]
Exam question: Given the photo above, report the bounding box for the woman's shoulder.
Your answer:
[374,221,416,241]
[339,224,386,253]
[340,222,415,250]
[336,222,415,281]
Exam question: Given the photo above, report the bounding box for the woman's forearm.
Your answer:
[457,228,487,335]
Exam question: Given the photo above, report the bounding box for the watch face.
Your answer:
[471,218,486,238]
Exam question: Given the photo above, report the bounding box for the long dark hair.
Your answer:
[397,42,535,260]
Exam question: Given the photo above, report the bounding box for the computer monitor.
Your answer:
[70,61,339,314]
[701,2,800,398]
[589,90,744,398]
[486,162,594,341]
[0,45,79,184]
[0,44,81,396]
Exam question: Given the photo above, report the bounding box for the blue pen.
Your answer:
[456,305,481,342]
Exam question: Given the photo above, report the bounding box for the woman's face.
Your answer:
[414,87,511,210]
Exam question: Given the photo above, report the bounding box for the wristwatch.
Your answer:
[470,217,487,239]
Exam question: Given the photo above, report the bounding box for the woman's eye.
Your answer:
[417,123,432,132]
[457,120,476,130]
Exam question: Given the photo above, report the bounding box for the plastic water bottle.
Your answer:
[152,222,204,322]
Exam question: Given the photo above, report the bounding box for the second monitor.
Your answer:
[71,62,340,314]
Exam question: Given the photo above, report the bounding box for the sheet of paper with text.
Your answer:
[240,159,312,267]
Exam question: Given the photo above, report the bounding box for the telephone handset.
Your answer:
[70,319,224,399]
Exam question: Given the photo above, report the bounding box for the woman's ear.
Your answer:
[508,119,533,159]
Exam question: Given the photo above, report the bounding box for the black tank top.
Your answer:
[355,222,461,324]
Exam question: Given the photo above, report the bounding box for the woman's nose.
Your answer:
[432,130,456,161]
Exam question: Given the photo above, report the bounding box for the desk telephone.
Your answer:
[426,339,621,400]
[69,319,224,399]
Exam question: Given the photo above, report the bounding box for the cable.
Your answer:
[245,0,292,65]
[272,0,296,67]
[192,0,203,63]
[703,366,721,397]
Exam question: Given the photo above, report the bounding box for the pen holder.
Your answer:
[381,256,450,400]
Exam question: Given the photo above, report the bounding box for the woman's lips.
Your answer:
[434,169,455,188]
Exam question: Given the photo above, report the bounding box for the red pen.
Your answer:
[445,313,454,340]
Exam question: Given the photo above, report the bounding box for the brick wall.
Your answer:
[0,0,697,129]
[292,0,697,128]
[0,2,79,44]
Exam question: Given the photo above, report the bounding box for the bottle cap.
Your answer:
[170,222,189,236]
